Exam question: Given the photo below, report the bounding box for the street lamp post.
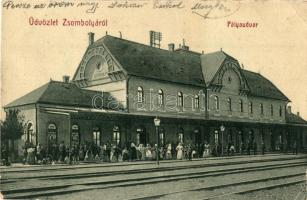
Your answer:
[220,124,225,156]
[154,116,161,165]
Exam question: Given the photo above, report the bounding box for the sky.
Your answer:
[1,0,307,120]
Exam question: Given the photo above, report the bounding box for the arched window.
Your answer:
[249,102,253,114]
[260,103,264,115]
[113,126,120,146]
[194,95,199,109]
[214,130,219,144]
[26,123,33,143]
[279,106,282,117]
[177,92,183,107]
[239,99,244,112]
[214,96,219,110]
[178,128,184,143]
[158,89,164,106]
[47,123,57,146]
[270,104,274,116]
[227,98,232,111]
[93,127,101,146]
[137,86,144,103]
[71,124,80,146]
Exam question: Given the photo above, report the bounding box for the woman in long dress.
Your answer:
[99,144,105,161]
[166,144,172,160]
[110,144,118,162]
[122,147,129,161]
[151,144,157,160]
[27,147,35,164]
[138,144,146,161]
[176,143,183,160]
[145,144,152,160]
[203,143,210,157]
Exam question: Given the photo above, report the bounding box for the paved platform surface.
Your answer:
[1,154,306,200]
[0,153,298,170]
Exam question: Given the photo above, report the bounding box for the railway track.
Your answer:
[2,158,306,199]
[130,173,305,200]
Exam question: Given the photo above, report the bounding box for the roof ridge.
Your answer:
[37,81,53,103]
[248,70,290,101]
[242,69,259,74]
[242,69,289,101]
[221,51,237,60]
[4,82,50,108]
[96,35,203,57]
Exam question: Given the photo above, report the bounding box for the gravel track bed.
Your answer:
[215,183,306,200]
[2,159,305,191]
[40,166,306,200]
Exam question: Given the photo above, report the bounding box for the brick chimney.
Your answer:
[182,45,189,51]
[297,112,300,116]
[88,32,95,46]
[168,43,175,51]
[63,75,70,83]
[181,39,189,51]
[287,106,292,114]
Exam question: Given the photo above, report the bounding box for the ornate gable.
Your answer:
[210,59,249,95]
[73,45,126,88]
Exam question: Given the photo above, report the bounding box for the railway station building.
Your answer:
[4,32,307,155]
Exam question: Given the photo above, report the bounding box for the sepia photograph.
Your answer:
[1,0,307,199]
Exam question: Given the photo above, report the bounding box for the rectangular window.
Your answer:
[194,95,199,109]
[113,132,120,145]
[249,102,253,114]
[178,133,184,143]
[27,130,33,143]
[93,131,100,146]
[260,103,264,115]
[159,133,164,147]
[240,100,244,112]
[136,133,140,145]
[214,96,219,110]
[214,130,219,144]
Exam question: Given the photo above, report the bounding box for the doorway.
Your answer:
[136,127,146,145]
[47,123,57,148]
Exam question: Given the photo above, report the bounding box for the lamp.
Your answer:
[154,116,161,165]
[220,125,225,156]
[154,117,161,127]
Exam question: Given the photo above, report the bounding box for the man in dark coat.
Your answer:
[261,141,265,155]
[106,142,111,162]
[253,142,257,155]
[130,143,137,161]
[292,141,298,155]
[240,142,244,155]
[1,145,10,166]
[58,142,65,162]
[246,141,251,155]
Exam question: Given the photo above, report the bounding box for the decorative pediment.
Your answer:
[75,46,125,87]
[211,59,250,95]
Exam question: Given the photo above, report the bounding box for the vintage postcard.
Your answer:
[1,0,307,199]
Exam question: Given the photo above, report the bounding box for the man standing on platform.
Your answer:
[261,141,265,155]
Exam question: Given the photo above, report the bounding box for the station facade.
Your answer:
[4,33,307,155]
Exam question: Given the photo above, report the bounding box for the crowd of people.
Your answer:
[18,141,213,165]
[0,140,299,166]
